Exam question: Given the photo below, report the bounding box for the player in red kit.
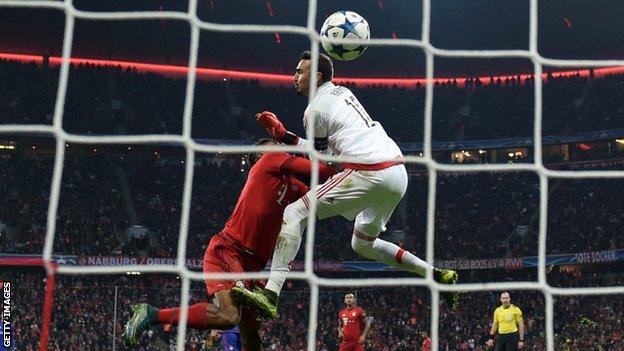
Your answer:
[122,139,336,350]
[338,293,371,351]
[421,331,432,351]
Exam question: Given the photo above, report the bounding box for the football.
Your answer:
[320,11,370,61]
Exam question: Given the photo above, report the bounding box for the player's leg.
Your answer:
[231,195,310,318]
[349,165,428,273]
[123,301,224,347]
[351,209,432,276]
[348,165,459,308]
[352,231,459,308]
[264,195,310,293]
[238,308,262,351]
[496,337,505,351]
[338,341,354,351]
[152,290,240,329]
[351,214,457,284]
[232,170,358,317]
[505,334,519,351]
[264,169,365,296]
[123,235,245,347]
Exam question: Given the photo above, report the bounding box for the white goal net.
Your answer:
[1,0,624,350]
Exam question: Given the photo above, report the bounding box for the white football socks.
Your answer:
[265,197,434,296]
[265,199,309,296]
[351,233,431,277]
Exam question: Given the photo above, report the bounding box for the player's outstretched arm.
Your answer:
[281,155,337,181]
[256,111,300,145]
[255,110,330,152]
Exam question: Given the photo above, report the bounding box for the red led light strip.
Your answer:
[2,52,623,88]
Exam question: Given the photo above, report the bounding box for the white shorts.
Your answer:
[301,164,408,237]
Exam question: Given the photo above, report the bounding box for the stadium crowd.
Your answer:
[4,267,623,350]
[3,59,624,142]
[2,59,624,350]
[2,150,623,263]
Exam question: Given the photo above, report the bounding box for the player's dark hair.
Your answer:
[254,138,277,146]
[248,138,278,166]
[300,50,334,83]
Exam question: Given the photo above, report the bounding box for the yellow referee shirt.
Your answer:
[493,304,523,334]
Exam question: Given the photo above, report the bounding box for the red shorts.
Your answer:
[340,341,365,351]
[203,232,266,295]
[203,232,266,328]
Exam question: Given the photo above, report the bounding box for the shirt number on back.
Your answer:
[276,182,288,205]
[345,96,375,128]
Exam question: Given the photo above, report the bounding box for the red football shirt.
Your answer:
[339,306,366,342]
[422,337,432,351]
[223,152,335,264]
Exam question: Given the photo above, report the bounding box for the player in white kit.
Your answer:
[232,51,458,317]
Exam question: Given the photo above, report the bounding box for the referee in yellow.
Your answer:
[486,292,524,350]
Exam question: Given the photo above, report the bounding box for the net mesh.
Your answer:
[2,0,624,350]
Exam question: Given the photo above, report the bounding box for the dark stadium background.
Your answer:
[1,1,623,350]
[2,0,624,76]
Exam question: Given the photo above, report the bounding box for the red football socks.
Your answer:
[156,303,211,329]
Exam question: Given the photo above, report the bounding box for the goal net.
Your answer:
[1,0,624,350]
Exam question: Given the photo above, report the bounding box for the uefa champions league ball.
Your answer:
[320,11,370,61]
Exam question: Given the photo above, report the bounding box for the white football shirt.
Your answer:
[297,81,403,164]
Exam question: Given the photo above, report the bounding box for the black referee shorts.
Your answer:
[497,332,519,351]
